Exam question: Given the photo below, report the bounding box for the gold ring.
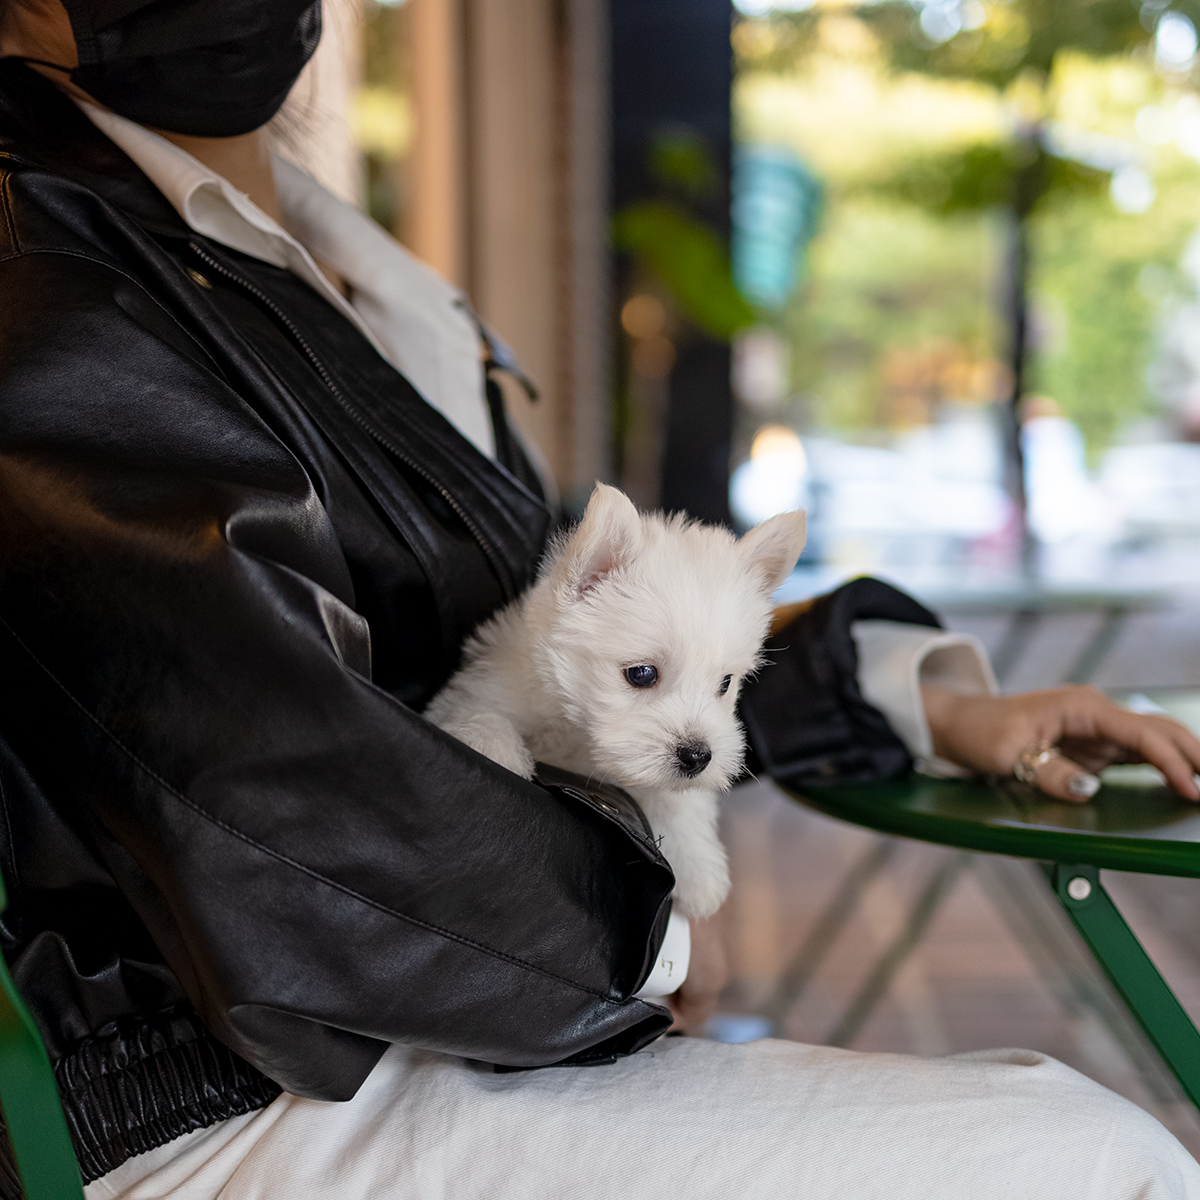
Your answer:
[1014,740,1060,784]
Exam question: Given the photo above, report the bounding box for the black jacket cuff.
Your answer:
[739,577,941,789]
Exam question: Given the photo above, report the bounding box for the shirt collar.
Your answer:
[79,100,291,267]
[75,100,391,356]
[72,100,497,461]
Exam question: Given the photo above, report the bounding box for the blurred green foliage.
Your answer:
[612,202,756,341]
[614,129,756,341]
[1033,165,1200,449]
[735,2,1200,454]
[876,140,1106,215]
[362,2,397,87]
[745,0,1187,83]
[787,147,1199,453]
[861,0,1155,87]
[649,129,722,201]
[359,2,405,232]
[784,199,998,429]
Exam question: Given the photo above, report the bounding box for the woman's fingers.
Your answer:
[1039,717,1200,802]
[1134,725,1200,800]
[1158,719,1200,789]
[1091,711,1200,800]
[1050,696,1200,802]
[925,684,1200,802]
[1033,751,1102,803]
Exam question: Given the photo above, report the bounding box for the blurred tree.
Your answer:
[876,137,1108,552]
[748,0,1192,568]
[612,130,756,342]
[612,200,756,341]
[880,141,1104,218]
[863,0,1159,86]
[746,0,1187,83]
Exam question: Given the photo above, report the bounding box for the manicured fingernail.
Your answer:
[1068,773,1101,798]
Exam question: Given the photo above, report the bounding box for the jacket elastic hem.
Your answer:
[55,1006,281,1184]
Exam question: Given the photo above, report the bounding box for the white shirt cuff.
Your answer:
[634,908,691,999]
[851,620,998,777]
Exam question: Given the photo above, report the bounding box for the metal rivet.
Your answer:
[1067,876,1092,901]
[187,268,213,289]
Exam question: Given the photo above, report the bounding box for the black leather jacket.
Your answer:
[0,63,939,1186]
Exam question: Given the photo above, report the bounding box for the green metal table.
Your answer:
[783,768,1200,1108]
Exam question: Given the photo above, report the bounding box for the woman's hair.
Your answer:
[268,87,320,161]
[266,0,361,204]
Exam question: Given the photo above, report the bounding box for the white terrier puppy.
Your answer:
[426,484,807,919]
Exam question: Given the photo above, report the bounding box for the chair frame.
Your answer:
[0,874,85,1200]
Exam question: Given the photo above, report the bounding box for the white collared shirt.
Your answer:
[77,101,496,460]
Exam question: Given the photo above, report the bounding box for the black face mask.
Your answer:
[55,0,322,137]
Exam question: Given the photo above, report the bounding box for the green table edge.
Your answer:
[782,776,1200,878]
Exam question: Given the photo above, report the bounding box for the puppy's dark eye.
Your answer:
[625,665,658,689]
[718,674,733,697]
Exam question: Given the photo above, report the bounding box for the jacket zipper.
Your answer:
[187,242,516,602]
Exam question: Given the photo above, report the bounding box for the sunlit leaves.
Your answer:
[735,1,1187,88]
[612,202,757,341]
[874,139,1106,216]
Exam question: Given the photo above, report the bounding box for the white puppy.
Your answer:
[426,484,807,919]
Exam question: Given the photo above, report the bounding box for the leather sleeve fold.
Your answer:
[0,251,673,1099]
[738,577,942,789]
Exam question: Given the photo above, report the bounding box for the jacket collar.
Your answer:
[0,59,192,240]
[0,59,550,602]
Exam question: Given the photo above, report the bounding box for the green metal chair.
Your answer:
[0,873,85,1200]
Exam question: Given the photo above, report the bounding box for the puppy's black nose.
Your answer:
[675,742,712,777]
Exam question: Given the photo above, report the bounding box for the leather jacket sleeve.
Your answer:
[0,249,673,1101]
[739,578,942,788]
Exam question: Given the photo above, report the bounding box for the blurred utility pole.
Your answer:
[1004,130,1048,579]
[611,0,736,525]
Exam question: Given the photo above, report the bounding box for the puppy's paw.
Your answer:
[671,858,731,921]
[636,789,731,920]
[446,713,536,780]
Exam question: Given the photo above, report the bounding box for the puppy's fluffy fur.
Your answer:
[426,484,807,919]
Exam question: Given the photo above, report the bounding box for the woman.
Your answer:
[2,2,1200,1197]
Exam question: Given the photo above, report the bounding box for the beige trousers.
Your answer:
[86,1037,1200,1200]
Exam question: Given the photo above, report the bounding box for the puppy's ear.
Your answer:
[565,484,642,596]
[740,510,807,596]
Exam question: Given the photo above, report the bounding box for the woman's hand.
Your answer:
[666,915,729,1032]
[921,683,1200,803]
